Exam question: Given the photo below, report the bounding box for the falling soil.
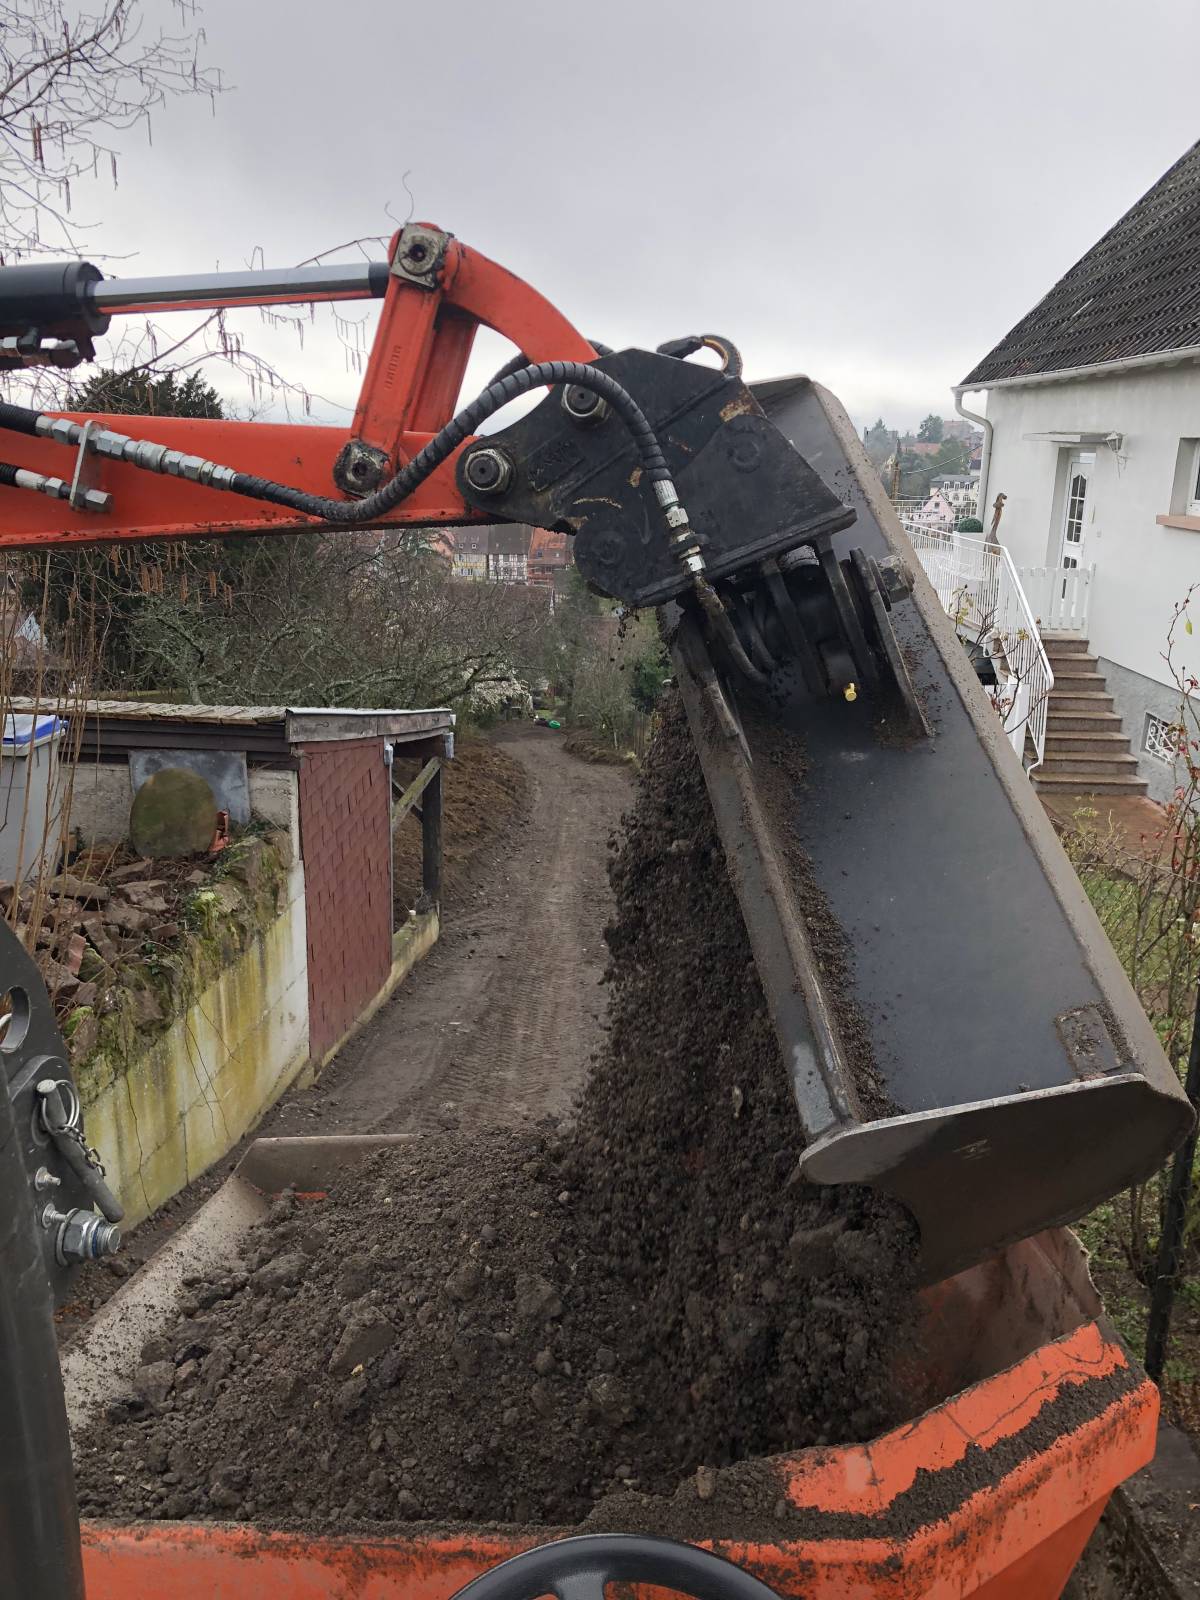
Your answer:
[72,697,919,1531]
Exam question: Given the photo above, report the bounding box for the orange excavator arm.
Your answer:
[0,224,595,548]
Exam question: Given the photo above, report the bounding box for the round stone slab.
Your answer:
[130,767,218,858]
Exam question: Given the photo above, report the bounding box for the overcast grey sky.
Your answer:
[83,0,1200,433]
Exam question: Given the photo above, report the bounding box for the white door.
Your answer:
[1059,451,1095,568]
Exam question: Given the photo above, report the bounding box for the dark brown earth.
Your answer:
[72,699,920,1531]
[391,735,529,915]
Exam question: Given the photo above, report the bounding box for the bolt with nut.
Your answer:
[463,447,514,496]
[561,385,608,424]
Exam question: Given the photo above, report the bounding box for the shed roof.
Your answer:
[6,698,454,762]
[962,141,1200,387]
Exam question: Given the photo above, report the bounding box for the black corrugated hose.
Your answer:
[231,359,671,523]
[0,360,672,527]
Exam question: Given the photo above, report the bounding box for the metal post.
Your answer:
[422,763,443,909]
[0,1067,86,1599]
[1145,980,1200,1383]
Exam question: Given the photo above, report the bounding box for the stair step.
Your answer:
[1050,692,1115,713]
[1041,632,1092,650]
[1047,657,1099,675]
[1049,668,1107,688]
[1047,707,1121,719]
[1047,712,1125,732]
[1045,733,1134,755]
[1034,772,1149,794]
[1039,753,1141,775]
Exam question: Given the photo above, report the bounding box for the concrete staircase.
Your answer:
[1035,635,1147,796]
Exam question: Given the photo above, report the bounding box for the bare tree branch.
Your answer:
[0,1,225,263]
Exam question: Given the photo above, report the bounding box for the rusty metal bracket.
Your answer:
[390,224,451,290]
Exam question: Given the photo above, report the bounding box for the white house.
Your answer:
[957,139,1200,802]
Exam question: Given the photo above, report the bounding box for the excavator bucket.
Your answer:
[668,376,1192,1281]
[454,343,1195,1281]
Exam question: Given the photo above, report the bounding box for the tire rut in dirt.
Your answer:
[374,739,619,1135]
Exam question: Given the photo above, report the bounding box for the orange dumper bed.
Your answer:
[69,1138,1153,1600]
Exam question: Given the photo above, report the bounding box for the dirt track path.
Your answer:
[263,731,631,1137]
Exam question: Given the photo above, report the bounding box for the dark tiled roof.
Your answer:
[962,141,1200,386]
[485,523,532,558]
[450,528,488,556]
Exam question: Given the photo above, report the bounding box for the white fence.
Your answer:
[1014,563,1094,635]
[902,526,1055,771]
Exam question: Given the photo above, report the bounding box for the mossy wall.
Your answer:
[75,841,309,1227]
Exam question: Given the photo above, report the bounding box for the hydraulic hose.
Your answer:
[487,340,613,386]
[1,358,758,678]
[231,360,671,523]
[1,362,673,526]
[0,397,43,437]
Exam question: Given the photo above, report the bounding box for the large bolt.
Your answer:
[875,554,914,607]
[561,384,608,424]
[393,225,446,283]
[333,438,389,499]
[44,1205,121,1265]
[463,447,514,496]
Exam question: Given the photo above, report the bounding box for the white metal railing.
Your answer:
[902,525,1054,771]
[1014,563,1094,634]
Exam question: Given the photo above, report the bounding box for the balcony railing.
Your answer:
[901,525,1054,771]
[1013,563,1094,634]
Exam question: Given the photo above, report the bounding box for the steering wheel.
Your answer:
[449,1533,783,1600]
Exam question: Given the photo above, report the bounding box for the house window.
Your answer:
[1143,712,1180,764]
[1169,438,1200,516]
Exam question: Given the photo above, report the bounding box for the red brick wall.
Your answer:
[297,737,392,1062]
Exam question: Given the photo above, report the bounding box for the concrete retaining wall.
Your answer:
[79,861,309,1229]
[68,762,299,849]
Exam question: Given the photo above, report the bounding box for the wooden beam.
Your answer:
[391,756,441,826]
[422,764,443,907]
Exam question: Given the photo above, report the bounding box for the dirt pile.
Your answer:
[562,729,635,767]
[73,698,919,1530]
[392,736,527,913]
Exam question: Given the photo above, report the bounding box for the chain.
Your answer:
[40,1078,107,1177]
